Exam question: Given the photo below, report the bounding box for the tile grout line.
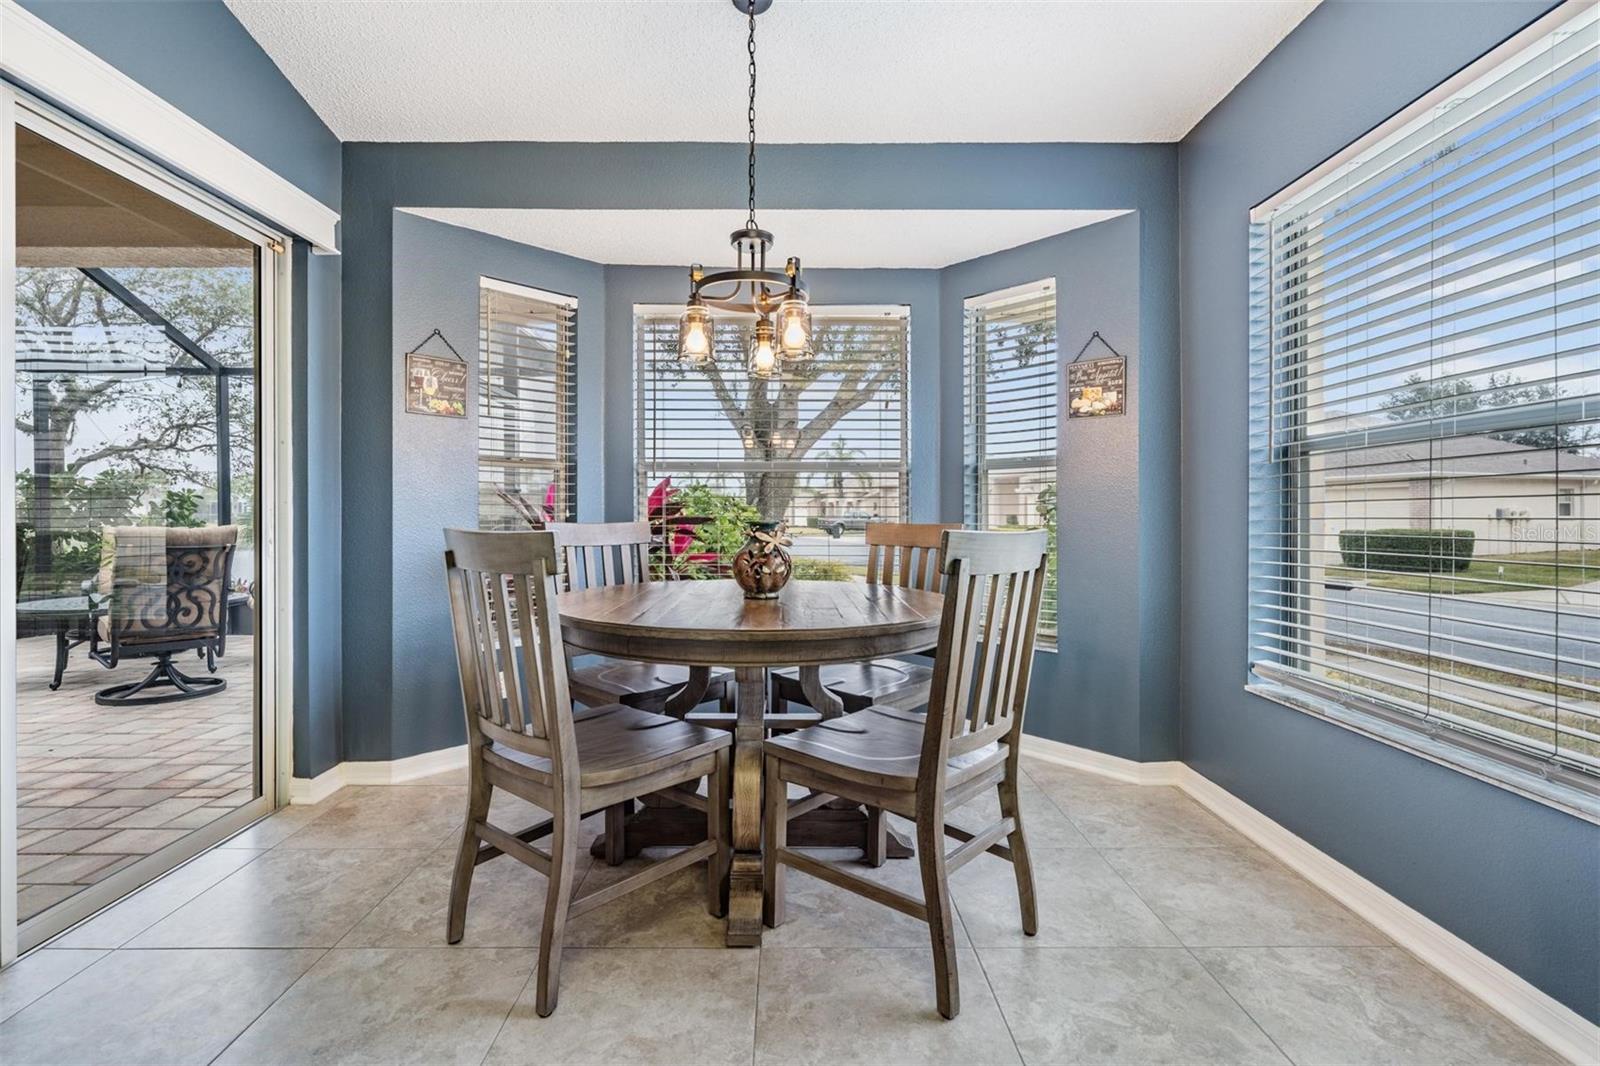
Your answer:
[200,796,475,1063]
[968,934,1029,1065]
[70,847,273,951]
[204,946,333,1066]
[1183,945,1299,1065]
[751,943,762,1066]
[478,955,538,1065]
[1024,756,1330,1065]
[199,798,447,1062]
[1021,760,1304,1064]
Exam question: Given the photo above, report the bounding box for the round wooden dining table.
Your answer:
[558,577,944,946]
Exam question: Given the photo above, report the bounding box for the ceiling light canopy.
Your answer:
[679,0,812,378]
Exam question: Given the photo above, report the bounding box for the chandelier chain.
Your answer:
[746,0,757,229]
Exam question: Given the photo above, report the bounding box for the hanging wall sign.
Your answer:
[403,329,469,418]
[1067,331,1127,418]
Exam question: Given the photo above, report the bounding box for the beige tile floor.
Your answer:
[14,634,257,923]
[0,756,1561,1065]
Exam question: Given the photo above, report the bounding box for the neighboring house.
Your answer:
[973,467,1055,528]
[1317,433,1600,556]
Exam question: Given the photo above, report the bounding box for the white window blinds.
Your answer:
[964,280,1059,648]
[635,306,908,577]
[1249,4,1600,783]
[478,279,576,530]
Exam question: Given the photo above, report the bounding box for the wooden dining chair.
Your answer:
[547,521,734,716]
[762,529,1048,1020]
[443,529,732,1017]
[770,521,959,716]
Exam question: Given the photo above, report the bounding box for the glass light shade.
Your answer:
[678,302,713,363]
[747,319,779,379]
[776,296,812,359]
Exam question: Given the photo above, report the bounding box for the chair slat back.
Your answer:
[546,521,652,593]
[863,522,962,592]
[444,530,575,764]
[921,530,1049,766]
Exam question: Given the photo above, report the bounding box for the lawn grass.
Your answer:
[1326,643,1600,763]
[1327,549,1600,595]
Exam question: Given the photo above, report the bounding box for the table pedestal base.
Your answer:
[588,801,912,864]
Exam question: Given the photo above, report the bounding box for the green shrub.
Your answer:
[792,558,853,582]
[660,482,760,579]
[1338,528,1475,574]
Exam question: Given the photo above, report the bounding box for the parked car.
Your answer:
[811,512,881,538]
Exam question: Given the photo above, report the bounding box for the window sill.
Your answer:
[1245,671,1600,826]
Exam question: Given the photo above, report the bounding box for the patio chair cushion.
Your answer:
[96,525,239,643]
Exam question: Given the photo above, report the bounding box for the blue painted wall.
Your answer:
[342,140,1179,768]
[17,0,346,779]
[943,214,1170,758]
[17,0,339,209]
[1178,0,1597,1022]
[378,212,606,761]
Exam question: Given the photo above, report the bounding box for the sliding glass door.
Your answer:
[3,95,286,955]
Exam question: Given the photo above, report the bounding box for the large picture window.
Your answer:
[964,280,1058,648]
[1248,3,1600,791]
[478,278,576,529]
[635,305,908,580]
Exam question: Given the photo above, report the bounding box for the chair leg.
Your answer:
[446,768,491,944]
[998,771,1038,936]
[916,807,960,1020]
[707,747,730,917]
[535,807,580,1017]
[720,681,735,715]
[604,803,627,866]
[762,755,787,928]
[864,806,887,867]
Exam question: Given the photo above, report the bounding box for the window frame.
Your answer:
[476,276,578,530]
[631,303,910,569]
[963,278,1059,651]
[1245,0,1600,823]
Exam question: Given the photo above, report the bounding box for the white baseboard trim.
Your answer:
[1019,735,1598,1065]
[1175,765,1598,1066]
[286,764,344,805]
[288,745,467,805]
[288,733,1595,1061]
[1020,733,1185,785]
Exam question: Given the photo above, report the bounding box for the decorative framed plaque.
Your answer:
[1067,331,1127,418]
[403,329,468,418]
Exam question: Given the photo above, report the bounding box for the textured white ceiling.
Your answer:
[400,207,1127,268]
[227,0,1317,143]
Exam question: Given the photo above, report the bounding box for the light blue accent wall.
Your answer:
[1178,0,1597,1021]
[383,212,605,760]
[600,265,942,523]
[343,140,1177,770]
[17,0,346,779]
[941,215,1165,757]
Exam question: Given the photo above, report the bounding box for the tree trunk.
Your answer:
[746,467,798,523]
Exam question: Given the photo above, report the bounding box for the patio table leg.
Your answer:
[725,665,767,946]
[50,620,69,691]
